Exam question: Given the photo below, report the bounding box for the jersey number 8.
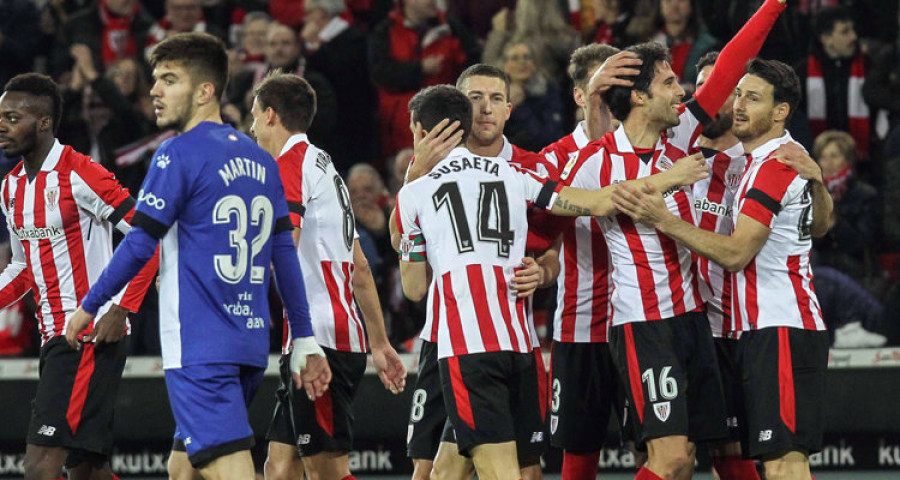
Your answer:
[213,194,274,284]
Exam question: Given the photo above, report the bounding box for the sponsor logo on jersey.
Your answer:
[155,154,171,169]
[559,151,579,181]
[653,401,671,422]
[138,189,166,210]
[725,172,742,188]
[45,187,59,211]
[694,197,732,218]
[15,225,63,240]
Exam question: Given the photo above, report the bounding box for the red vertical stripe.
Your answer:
[722,272,733,333]
[534,349,548,420]
[515,297,530,350]
[442,274,468,355]
[744,260,759,329]
[342,262,367,351]
[492,266,521,352]
[619,218,661,319]
[778,327,796,433]
[321,261,350,350]
[448,356,476,430]
[467,265,500,351]
[624,324,645,423]
[590,220,609,342]
[66,343,95,434]
[731,274,744,333]
[33,173,67,337]
[315,388,335,436]
[560,229,579,342]
[59,175,90,304]
[429,283,440,342]
[658,233,687,315]
[698,154,731,231]
[787,256,816,330]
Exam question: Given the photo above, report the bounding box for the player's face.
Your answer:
[462,75,511,147]
[150,61,196,132]
[817,141,850,177]
[0,92,44,158]
[696,65,734,139]
[732,74,777,142]
[248,97,271,151]
[646,61,684,129]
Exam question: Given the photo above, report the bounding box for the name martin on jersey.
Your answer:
[218,157,267,187]
[427,156,501,179]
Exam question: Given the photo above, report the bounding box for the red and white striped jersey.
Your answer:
[0,141,152,345]
[731,132,825,332]
[585,112,707,325]
[277,134,367,354]
[542,124,613,343]
[397,147,559,359]
[691,142,748,337]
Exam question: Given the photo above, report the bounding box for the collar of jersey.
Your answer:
[748,130,795,163]
[280,133,309,157]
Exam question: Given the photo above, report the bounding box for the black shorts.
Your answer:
[736,327,828,458]
[609,312,727,444]
[714,337,744,443]
[438,350,548,466]
[549,341,625,452]
[27,336,129,457]
[406,341,447,460]
[266,348,367,456]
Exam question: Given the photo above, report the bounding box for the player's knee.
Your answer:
[263,456,294,480]
[654,449,694,478]
[411,460,433,480]
[23,456,60,480]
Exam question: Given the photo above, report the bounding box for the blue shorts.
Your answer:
[165,364,265,467]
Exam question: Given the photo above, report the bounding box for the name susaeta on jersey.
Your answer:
[218,157,267,186]
[427,156,501,179]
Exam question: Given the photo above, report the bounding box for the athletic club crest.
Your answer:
[550,415,559,434]
[653,401,671,422]
[45,187,59,211]
[725,173,742,188]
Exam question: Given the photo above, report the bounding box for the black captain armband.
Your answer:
[745,188,782,215]
[535,180,560,210]
[109,197,136,225]
[288,201,306,218]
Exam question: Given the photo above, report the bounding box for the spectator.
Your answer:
[794,5,872,160]
[864,35,900,135]
[144,0,227,63]
[51,0,155,78]
[369,0,480,159]
[389,147,414,195]
[651,0,719,88]
[235,11,271,76]
[302,0,379,173]
[447,0,516,39]
[269,0,305,29]
[583,0,633,48]
[812,130,881,285]
[0,0,41,88]
[502,41,566,152]
[483,0,579,86]
[227,23,338,149]
[814,266,888,348]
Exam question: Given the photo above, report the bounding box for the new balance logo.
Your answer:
[36,425,56,437]
[298,434,311,445]
[759,430,773,442]
[530,432,544,443]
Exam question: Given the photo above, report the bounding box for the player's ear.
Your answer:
[631,90,646,107]
[265,107,277,126]
[773,102,790,123]
[573,87,587,108]
[195,81,216,105]
[38,115,52,133]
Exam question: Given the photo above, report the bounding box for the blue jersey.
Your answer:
[134,122,293,369]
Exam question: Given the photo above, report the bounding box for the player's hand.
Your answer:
[372,344,407,394]
[588,51,642,97]
[669,152,709,186]
[290,337,332,400]
[772,142,823,183]
[64,307,96,350]
[612,181,672,226]
[512,257,543,298]
[87,304,129,344]
[408,119,463,183]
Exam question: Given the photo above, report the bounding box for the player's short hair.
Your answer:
[813,130,856,165]
[3,73,63,134]
[602,42,671,121]
[814,5,854,37]
[745,58,801,123]
[150,32,228,99]
[253,72,316,132]
[568,44,620,91]
[695,51,719,77]
[456,64,510,100]
[408,85,472,142]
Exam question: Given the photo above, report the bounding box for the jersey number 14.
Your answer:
[432,181,514,258]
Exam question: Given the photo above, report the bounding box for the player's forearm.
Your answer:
[352,246,390,349]
[552,185,615,217]
[656,215,750,272]
[536,244,561,288]
[115,247,160,312]
[809,180,835,238]
[82,226,158,315]
[0,266,31,311]
[272,231,314,339]
[389,207,400,251]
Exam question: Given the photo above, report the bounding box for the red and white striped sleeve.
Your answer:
[277,147,306,228]
[741,160,798,229]
[396,184,426,262]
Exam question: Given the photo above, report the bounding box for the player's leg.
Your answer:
[469,442,520,480]
[65,450,115,480]
[264,355,305,480]
[167,447,201,480]
[22,445,67,480]
[197,450,256,480]
[761,451,811,480]
[430,422,475,480]
[708,338,759,480]
[512,349,548,480]
[642,436,695,480]
[264,442,304,480]
[408,342,447,480]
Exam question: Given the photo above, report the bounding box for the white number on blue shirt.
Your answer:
[213,194,274,284]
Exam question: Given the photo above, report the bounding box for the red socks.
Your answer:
[635,466,665,480]
[713,455,760,480]
[562,451,601,480]
[340,476,356,480]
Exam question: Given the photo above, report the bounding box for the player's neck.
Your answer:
[181,104,223,134]
[467,137,503,157]
[268,129,295,158]
[741,125,786,156]
[22,136,55,177]
[622,114,661,149]
[697,131,739,152]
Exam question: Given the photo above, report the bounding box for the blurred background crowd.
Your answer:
[1,0,899,357]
